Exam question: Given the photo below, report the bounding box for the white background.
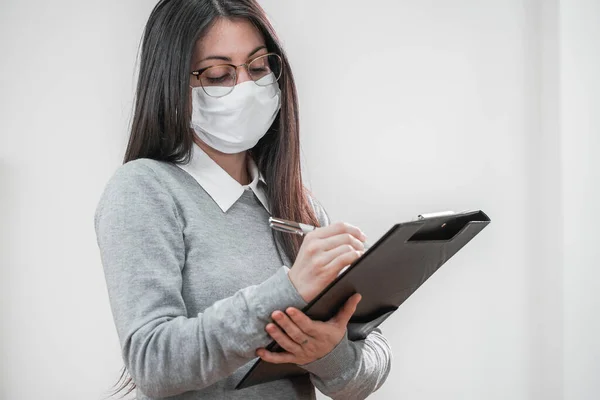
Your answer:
[0,1,598,399]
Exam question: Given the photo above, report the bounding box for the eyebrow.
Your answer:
[196,45,268,66]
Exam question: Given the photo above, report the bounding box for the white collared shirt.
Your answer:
[176,142,271,214]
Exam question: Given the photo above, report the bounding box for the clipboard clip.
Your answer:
[417,211,456,220]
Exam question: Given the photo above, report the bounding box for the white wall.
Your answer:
[267,1,535,398]
[559,1,600,399]
[0,1,150,399]
[0,1,597,399]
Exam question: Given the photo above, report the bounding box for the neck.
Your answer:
[193,136,251,185]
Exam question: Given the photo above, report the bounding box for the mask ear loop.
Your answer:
[185,84,199,118]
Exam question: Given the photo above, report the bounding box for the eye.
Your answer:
[201,65,236,86]
[206,75,231,84]
[248,54,281,82]
[249,59,270,78]
[250,66,269,74]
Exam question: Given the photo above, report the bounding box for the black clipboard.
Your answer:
[236,209,491,390]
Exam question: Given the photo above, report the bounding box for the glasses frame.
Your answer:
[190,52,283,97]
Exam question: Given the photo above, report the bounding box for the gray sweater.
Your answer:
[94,158,392,399]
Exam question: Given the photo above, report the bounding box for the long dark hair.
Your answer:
[108,0,321,397]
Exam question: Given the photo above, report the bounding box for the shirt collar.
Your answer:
[176,142,270,214]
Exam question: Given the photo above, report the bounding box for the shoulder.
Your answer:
[98,159,164,200]
[94,159,173,223]
[110,158,170,183]
[306,192,331,227]
[101,158,181,192]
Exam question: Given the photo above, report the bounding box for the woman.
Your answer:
[94,0,392,399]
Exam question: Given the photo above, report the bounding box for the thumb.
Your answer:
[332,293,362,326]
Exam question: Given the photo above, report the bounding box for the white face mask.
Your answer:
[189,74,282,154]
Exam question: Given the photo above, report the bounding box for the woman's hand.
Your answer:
[255,293,362,365]
[288,221,366,303]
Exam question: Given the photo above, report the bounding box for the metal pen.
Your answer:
[268,217,372,250]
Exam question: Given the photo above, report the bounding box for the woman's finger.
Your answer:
[265,323,302,354]
[313,243,358,272]
[324,247,363,275]
[272,311,311,344]
[285,307,319,337]
[308,221,366,242]
[320,232,365,253]
[256,347,297,364]
[331,293,362,327]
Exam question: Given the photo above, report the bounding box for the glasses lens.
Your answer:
[248,54,282,86]
[200,65,236,97]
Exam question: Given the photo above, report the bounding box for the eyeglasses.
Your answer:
[191,52,283,98]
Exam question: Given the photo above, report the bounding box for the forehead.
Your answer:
[193,17,265,60]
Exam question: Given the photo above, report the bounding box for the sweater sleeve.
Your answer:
[304,194,393,399]
[94,160,307,398]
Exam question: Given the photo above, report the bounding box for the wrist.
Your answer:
[298,330,357,381]
[286,268,310,303]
